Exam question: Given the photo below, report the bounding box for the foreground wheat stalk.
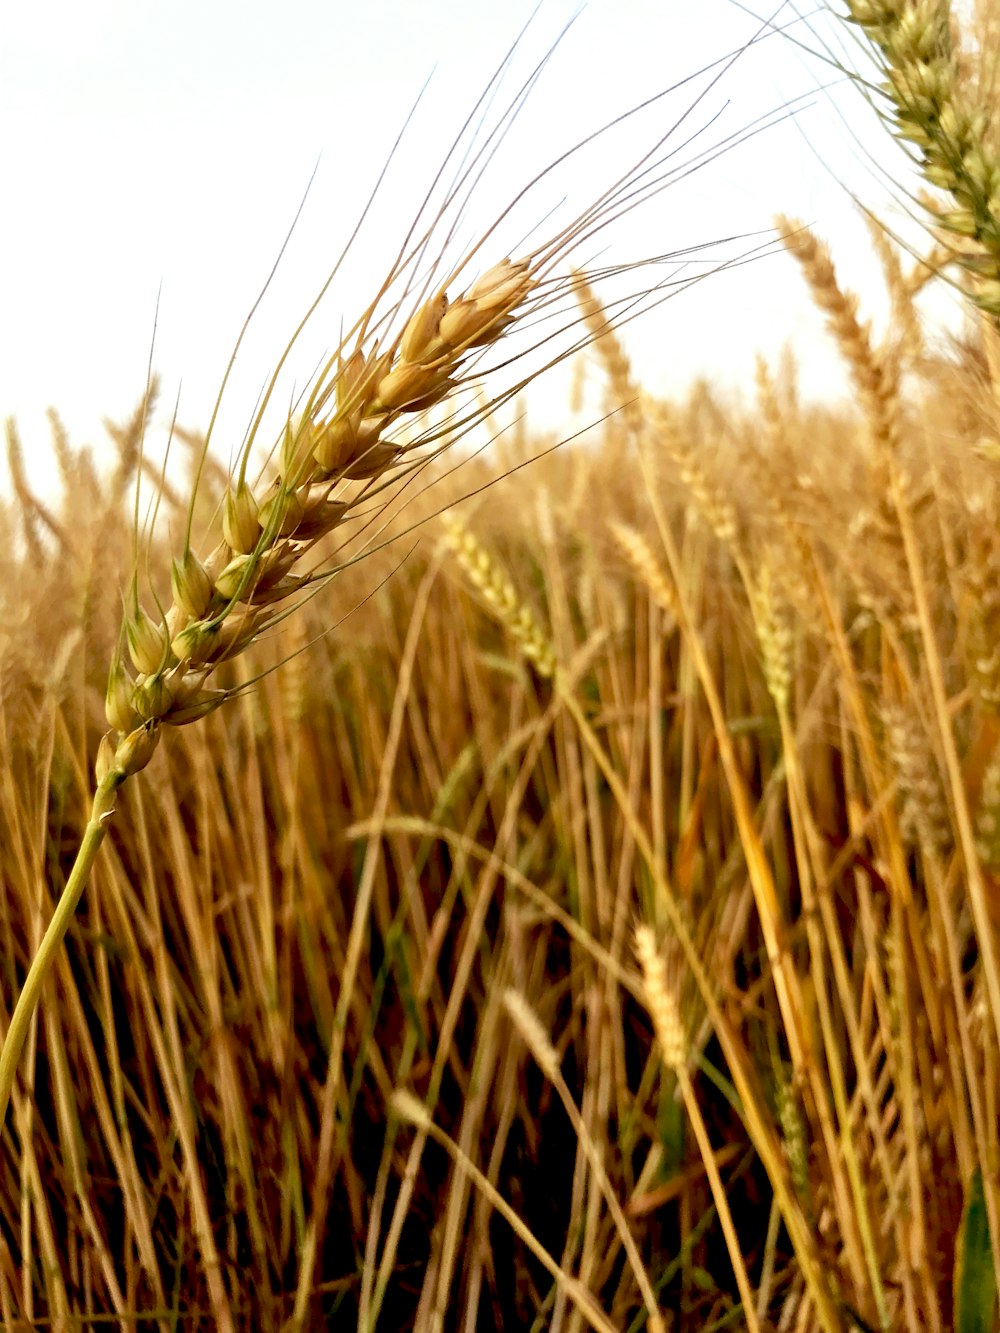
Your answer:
[0,771,119,1127]
[0,33,756,1149]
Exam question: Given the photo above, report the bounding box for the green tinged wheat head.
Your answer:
[845,0,1000,314]
[100,256,539,788]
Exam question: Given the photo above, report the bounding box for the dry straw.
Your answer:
[389,1088,621,1333]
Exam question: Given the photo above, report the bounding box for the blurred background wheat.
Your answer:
[3,2,1000,1330]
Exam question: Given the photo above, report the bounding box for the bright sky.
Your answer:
[0,1,951,490]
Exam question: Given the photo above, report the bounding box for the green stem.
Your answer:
[0,772,119,1128]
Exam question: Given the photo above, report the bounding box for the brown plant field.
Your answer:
[4,6,1000,1331]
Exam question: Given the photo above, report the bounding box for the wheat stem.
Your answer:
[0,771,119,1127]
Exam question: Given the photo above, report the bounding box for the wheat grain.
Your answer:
[501,987,668,1333]
[634,923,763,1333]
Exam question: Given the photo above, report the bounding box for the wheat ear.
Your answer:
[845,0,1000,315]
[440,511,557,678]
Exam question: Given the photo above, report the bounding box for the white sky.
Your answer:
[0,1,957,490]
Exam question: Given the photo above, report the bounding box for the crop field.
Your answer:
[2,4,1000,1331]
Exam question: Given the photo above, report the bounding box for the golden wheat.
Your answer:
[4,8,1000,1327]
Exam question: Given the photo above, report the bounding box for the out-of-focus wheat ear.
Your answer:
[608,520,678,622]
[774,1073,811,1209]
[747,358,819,599]
[501,989,562,1082]
[46,406,77,500]
[975,749,1000,892]
[751,562,793,717]
[633,926,687,1074]
[630,387,741,556]
[5,417,66,554]
[753,353,784,451]
[572,271,645,437]
[139,453,185,513]
[904,242,952,300]
[960,520,1000,711]
[440,513,557,679]
[103,379,157,506]
[776,216,901,453]
[881,697,950,854]
[863,212,924,368]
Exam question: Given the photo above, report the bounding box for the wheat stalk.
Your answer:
[634,924,764,1333]
[389,1088,621,1333]
[502,987,668,1333]
[0,46,743,1143]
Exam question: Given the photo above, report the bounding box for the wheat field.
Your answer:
[3,4,1000,1331]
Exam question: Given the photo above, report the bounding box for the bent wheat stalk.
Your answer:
[0,252,539,1127]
